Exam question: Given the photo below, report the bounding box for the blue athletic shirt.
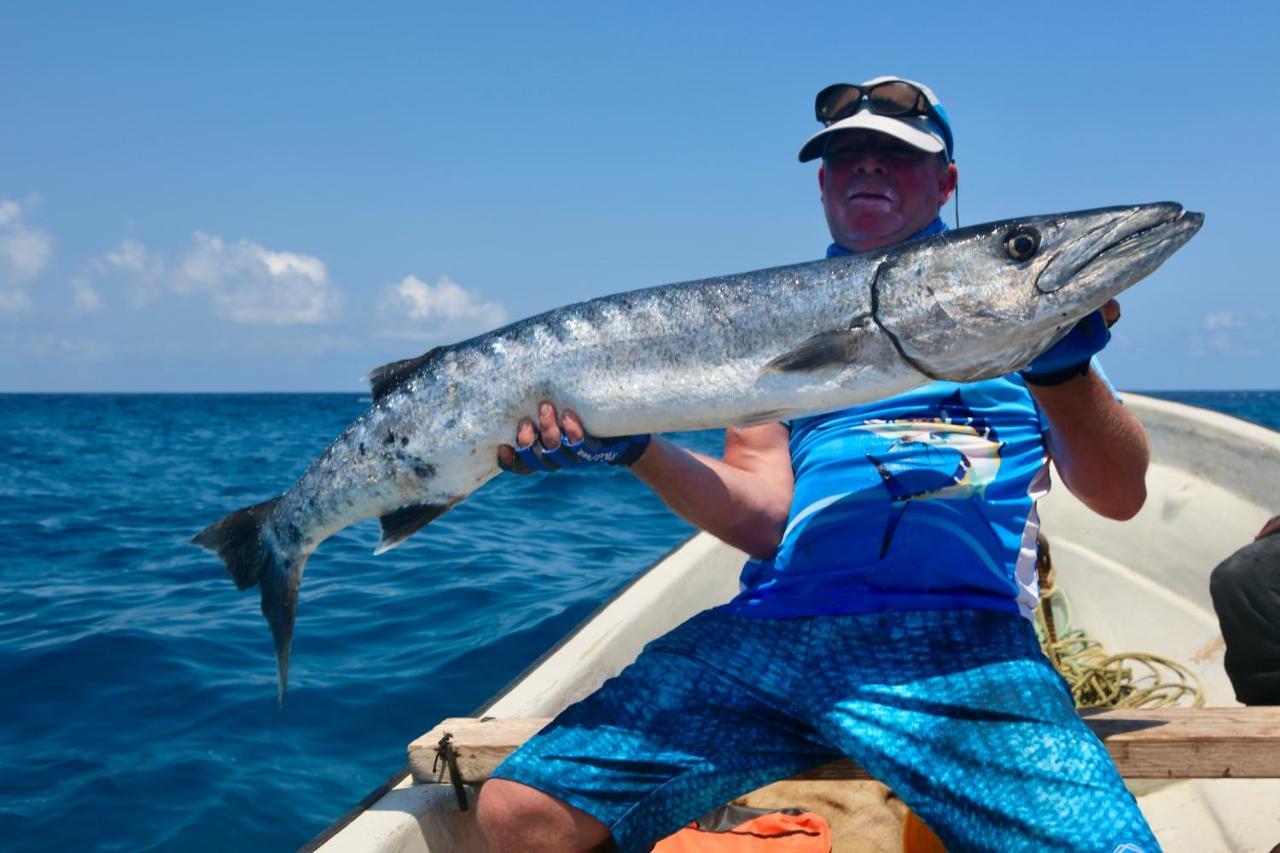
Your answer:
[725,218,1053,621]
[726,376,1050,620]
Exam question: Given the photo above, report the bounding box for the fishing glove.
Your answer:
[504,431,651,475]
[1020,310,1110,386]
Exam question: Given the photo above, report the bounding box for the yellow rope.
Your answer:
[1036,602,1205,709]
[1034,548,1203,706]
[1033,536,1204,710]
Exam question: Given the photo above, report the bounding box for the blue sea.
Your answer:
[1,390,1277,852]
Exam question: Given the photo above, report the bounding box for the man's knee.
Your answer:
[476,778,614,852]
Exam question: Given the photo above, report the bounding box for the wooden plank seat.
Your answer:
[408,708,1280,787]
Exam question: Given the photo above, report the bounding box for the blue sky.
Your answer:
[2,2,1275,392]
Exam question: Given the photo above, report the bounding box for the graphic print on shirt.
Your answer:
[857,390,1006,558]
[732,376,1049,618]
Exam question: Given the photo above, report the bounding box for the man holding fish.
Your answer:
[479,77,1161,852]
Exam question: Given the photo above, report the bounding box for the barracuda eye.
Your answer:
[1004,227,1041,262]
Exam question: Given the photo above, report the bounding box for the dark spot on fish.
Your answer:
[358,443,367,456]
[384,432,396,446]
[413,463,435,480]
[443,418,457,431]
[400,436,409,447]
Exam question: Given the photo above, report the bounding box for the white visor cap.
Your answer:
[798,76,948,163]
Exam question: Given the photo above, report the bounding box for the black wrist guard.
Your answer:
[1020,361,1091,387]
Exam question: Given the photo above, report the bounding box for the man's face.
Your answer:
[818,130,958,252]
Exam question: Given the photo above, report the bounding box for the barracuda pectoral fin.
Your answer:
[374,499,458,555]
[732,409,793,428]
[366,346,445,403]
[762,317,875,374]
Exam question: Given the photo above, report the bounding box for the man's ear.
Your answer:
[938,162,958,205]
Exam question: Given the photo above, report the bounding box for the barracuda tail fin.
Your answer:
[192,497,310,705]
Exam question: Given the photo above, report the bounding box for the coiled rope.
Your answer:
[1034,536,1204,710]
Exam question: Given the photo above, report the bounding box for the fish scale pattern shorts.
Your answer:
[492,608,1159,853]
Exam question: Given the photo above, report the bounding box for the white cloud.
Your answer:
[70,238,167,312]
[174,232,341,324]
[1203,311,1246,330]
[377,275,506,339]
[70,274,104,313]
[1194,311,1238,358]
[1190,307,1270,360]
[72,233,342,324]
[103,239,161,278]
[104,238,165,310]
[0,199,54,308]
[1209,332,1233,350]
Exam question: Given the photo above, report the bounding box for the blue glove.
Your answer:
[1020,310,1110,386]
[503,430,651,475]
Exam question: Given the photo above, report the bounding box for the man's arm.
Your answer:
[499,404,794,559]
[631,424,794,559]
[1027,370,1149,521]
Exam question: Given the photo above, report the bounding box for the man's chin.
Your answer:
[834,221,907,253]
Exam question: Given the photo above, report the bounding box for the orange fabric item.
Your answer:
[902,809,947,853]
[652,810,832,852]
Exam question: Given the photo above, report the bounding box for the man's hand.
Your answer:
[1257,514,1280,541]
[1023,299,1148,520]
[497,402,650,474]
[1020,300,1120,385]
[497,401,792,558]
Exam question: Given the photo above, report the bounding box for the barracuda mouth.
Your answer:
[1036,203,1204,294]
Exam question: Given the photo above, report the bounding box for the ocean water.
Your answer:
[1134,389,1280,431]
[0,390,1276,852]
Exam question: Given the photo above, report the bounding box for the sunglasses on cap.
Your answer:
[814,80,954,159]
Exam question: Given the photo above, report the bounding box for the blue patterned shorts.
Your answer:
[492,608,1159,853]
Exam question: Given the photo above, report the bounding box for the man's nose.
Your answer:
[852,152,888,174]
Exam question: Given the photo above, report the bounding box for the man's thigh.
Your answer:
[805,610,1159,852]
[491,610,838,853]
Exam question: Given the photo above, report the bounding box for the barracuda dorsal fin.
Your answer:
[374,500,456,554]
[763,320,872,373]
[366,347,444,403]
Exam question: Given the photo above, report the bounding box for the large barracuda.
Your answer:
[194,202,1203,700]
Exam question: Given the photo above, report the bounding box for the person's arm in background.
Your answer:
[1256,514,1280,541]
[499,403,794,559]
